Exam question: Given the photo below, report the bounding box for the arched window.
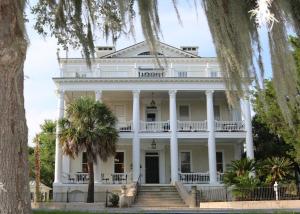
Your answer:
[137,51,163,56]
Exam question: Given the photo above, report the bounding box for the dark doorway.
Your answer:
[145,155,159,183]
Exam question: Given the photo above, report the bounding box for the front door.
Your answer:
[145,155,159,183]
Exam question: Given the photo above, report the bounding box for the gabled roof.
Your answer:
[100,41,200,58]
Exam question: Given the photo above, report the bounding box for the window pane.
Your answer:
[179,106,189,117]
[115,152,124,163]
[82,152,88,172]
[181,152,191,173]
[114,152,124,173]
[216,152,223,172]
[214,105,220,120]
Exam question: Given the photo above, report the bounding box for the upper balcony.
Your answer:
[59,64,222,79]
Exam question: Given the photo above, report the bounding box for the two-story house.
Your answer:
[52,41,254,202]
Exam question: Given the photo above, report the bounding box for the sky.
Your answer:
[24,1,271,146]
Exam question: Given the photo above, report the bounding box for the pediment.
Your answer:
[101,41,199,58]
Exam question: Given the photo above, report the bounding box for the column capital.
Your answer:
[55,89,65,96]
[132,90,140,96]
[205,90,214,96]
[169,90,177,97]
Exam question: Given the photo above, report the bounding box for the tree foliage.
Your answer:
[31,0,300,127]
[28,120,56,188]
[59,97,119,203]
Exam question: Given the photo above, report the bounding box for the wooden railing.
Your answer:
[117,121,133,132]
[177,120,207,132]
[215,120,245,132]
[111,173,131,184]
[217,172,225,183]
[140,121,170,132]
[178,172,210,184]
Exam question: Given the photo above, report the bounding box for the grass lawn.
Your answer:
[32,210,300,214]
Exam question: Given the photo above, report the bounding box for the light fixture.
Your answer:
[147,92,157,110]
[151,139,156,149]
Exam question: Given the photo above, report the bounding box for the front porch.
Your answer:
[59,139,241,186]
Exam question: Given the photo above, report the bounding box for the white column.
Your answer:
[54,90,64,184]
[132,90,140,181]
[242,97,254,159]
[169,90,178,183]
[94,90,102,183]
[206,90,217,184]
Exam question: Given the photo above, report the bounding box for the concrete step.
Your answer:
[134,185,187,208]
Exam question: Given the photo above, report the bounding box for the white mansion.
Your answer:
[52,41,254,202]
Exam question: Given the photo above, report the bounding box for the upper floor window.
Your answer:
[82,152,88,173]
[216,152,224,172]
[179,105,190,121]
[214,105,220,121]
[180,152,191,173]
[114,152,125,173]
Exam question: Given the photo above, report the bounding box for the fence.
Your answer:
[197,184,300,202]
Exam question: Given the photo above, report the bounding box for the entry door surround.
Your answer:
[145,152,159,183]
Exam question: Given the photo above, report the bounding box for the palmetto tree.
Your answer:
[59,97,119,203]
[263,157,293,185]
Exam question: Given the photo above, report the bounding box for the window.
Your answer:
[216,152,224,172]
[210,71,218,77]
[179,105,190,121]
[114,152,125,173]
[82,152,88,173]
[214,105,220,121]
[180,152,191,173]
[177,71,187,78]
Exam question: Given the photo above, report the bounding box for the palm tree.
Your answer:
[59,97,119,203]
[263,157,293,185]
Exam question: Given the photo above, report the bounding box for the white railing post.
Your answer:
[274,181,279,200]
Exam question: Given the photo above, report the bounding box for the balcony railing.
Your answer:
[179,172,210,184]
[215,120,245,132]
[62,172,89,184]
[140,121,170,132]
[177,120,207,132]
[178,172,224,184]
[117,121,132,132]
[117,120,245,133]
[60,64,222,78]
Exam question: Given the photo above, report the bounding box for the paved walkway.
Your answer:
[34,207,300,213]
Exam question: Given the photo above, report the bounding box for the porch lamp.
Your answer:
[151,139,156,149]
[147,92,157,110]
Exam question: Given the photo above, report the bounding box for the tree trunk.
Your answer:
[87,161,94,203]
[0,0,31,213]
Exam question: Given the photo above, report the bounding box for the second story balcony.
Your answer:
[117,120,245,133]
[59,63,222,79]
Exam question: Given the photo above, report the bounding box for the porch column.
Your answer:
[169,90,178,183]
[54,90,64,184]
[206,90,217,184]
[94,90,102,183]
[241,97,254,159]
[132,90,141,181]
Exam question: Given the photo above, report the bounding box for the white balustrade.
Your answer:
[178,172,210,184]
[217,172,224,183]
[139,121,170,132]
[60,64,222,78]
[62,172,89,184]
[111,173,130,184]
[177,120,207,132]
[215,120,245,132]
[117,121,133,132]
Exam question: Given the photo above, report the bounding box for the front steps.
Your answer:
[133,185,187,208]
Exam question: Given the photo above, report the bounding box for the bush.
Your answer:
[109,193,119,207]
